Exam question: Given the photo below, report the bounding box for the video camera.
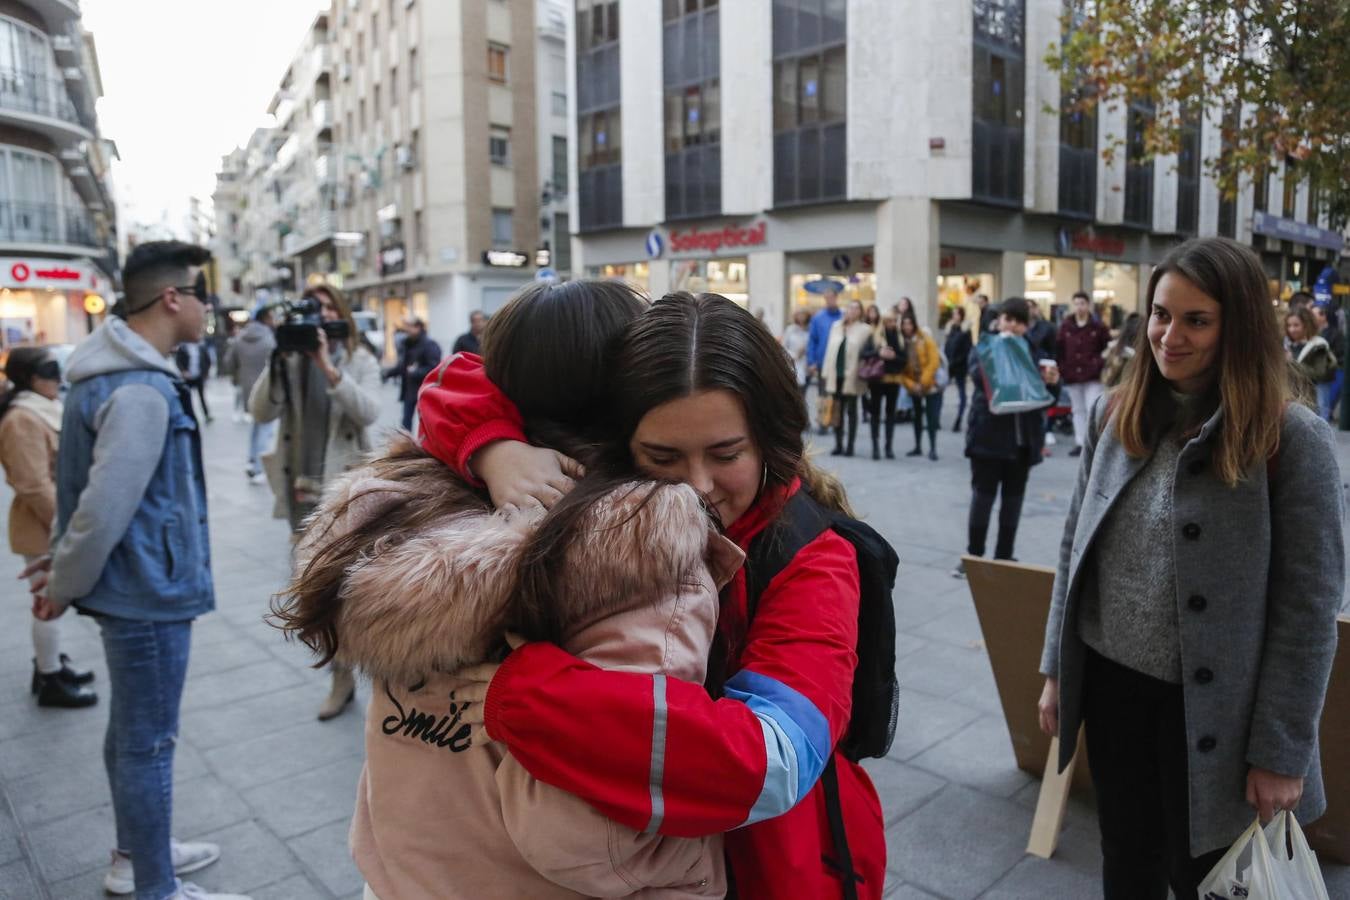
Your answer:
[275,295,350,354]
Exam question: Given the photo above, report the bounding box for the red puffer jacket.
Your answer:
[1055,315,1112,384]
[416,354,888,899]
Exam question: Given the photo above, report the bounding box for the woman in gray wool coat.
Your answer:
[1037,237,1344,900]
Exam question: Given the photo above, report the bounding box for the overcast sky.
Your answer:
[81,0,328,239]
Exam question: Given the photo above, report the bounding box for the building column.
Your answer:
[1000,251,1026,303]
[647,259,671,299]
[874,197,939,328]
[1096,100,1127,224]
[1080,258,1096,298]
[749,250,786,334]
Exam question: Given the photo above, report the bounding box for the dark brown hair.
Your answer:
[1112,237,1291,487]
[608,292,851,515]
[1285,306,1318,345]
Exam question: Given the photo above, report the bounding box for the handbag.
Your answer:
[858,355,886,383]
[975,334,1054,414]
[817,392,840,428]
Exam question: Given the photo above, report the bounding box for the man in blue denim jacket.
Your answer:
[30,242,250,900]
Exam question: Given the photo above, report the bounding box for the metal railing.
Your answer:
[0,201,98,247]
[0,67,81,126]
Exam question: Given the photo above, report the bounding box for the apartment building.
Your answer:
[0,0,118,350]
[570,0,1346,329]
[327,0,567,356]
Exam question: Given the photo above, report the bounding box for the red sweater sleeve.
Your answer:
[483,530,861,838]
[415,352,526,482]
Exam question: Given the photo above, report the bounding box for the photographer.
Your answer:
[249,283,380,721]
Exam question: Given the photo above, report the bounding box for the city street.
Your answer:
[1,375,1348,900]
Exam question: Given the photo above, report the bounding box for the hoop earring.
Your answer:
[760,465,769,493]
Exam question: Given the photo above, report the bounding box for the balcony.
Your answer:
[0,201,101,250]
[22,0,81,30]
[282,211,337,258]
[312,99,334,133]
[0,67,92,142]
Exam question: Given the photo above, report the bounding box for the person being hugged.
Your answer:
[1037,237,1344,900]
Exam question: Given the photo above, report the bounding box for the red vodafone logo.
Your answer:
[10,263,30,282]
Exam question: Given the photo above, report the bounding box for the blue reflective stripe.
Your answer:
[644,674,668,834]
[723,669,831,826]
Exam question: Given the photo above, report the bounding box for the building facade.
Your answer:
[0,0,117,350]
[570,0,1346,331]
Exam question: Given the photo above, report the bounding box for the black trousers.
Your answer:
[867,383,899,448]
[1082,649,1226,899]
[185,377,210,421]
[966,453,1031,559]
[401,393,418,431]
[833,390,859,451]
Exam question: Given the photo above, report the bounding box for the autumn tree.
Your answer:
[1049,0,1350,228]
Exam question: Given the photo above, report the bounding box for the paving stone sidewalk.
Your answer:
[1,376,1347,900]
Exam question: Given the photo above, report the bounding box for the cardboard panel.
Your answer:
[963,556,1093,794]
[1303,615,1350,865]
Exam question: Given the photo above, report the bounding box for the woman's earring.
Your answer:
[760,465,769,493]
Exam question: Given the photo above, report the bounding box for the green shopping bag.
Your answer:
[975,333,1054,414]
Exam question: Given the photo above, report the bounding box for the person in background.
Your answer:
[955,298,1060,577]
[1101,312,1142,390]
[1038,237,1343,900]
[975,292,998,335]
[225,307,277,484]
[1056,290,1112,457]
[452,309,486,355]
[822,299,872,456]
[250,283,382,722]
[781,308,811,398]
[861,305,882,424]
[1311,303,1343,422]
[862,310,905,458]
[175,333,213,424]
[220,321,247,424]
[805,286,842,433]
[1026,301,1057,361]
[1284,306,1337,400]
[1287,290,1314,313]
[0,347,96,708]
[945,306,973,432]
[899,313,943,460]
[387,316,443,431]
[31,240,249,900]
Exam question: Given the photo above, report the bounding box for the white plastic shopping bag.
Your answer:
[1261,811,1331,900]
[1199,817,1281,900]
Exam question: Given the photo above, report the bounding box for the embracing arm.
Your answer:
[483,531,860,838]
[415,353,526,482]
[1246,411,1345,778]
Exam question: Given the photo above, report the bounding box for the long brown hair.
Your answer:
[1112,237,1289,486]
[305,283,363,355]
[608,292,852,516]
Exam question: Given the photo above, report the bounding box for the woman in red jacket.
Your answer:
[420,292,886,899]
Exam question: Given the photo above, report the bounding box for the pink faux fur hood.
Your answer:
[295,466,742,688]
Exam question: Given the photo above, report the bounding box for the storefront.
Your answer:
[0,257,113,350]
[587,261,651,293]
[786,248,876,315]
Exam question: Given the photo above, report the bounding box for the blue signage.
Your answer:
[1251,211,1345,253]
[831,253,851,272]
[645,230,664,259]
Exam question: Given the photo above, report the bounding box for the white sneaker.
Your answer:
[1045,432,1057,446]
[248,472,267,486]
[171,882,252,900]
[104,840,222,895]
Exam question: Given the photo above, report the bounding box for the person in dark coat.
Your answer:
[1056,290,1112,456]
[385,317,443,430]
[175,337,213,423]
[1026,301,1057,361]
[944,306,973,432]
[452,310,487,355]
[954,298,1060,577]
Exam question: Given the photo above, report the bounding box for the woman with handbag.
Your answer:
[822,300,873,457]
[861,312,905,459]
[1037,238,1344,899]
[898,314,943,460]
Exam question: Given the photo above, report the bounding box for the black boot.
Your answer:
[928,434,939,461]
[32,670,97,708]
[885,445,895,459]
[906,445,923,457]
[872,437,880,460]
[31,656,94,695]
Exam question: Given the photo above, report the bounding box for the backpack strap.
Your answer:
[820,756,863,900]
[745,490,831,622]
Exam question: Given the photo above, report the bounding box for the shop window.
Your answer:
[491,208,513,247]
[972,0,1025,208]
[772,3,847,208]
[578,0,622,231]
[488,43,509,83]
[1123,98,1154,228]
[1175,106,1201,234]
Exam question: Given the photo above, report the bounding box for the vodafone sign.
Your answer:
[1,257,108,294]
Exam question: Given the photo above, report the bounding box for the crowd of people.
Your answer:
[0,235,1345,900]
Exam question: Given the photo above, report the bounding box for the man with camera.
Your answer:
[386,315,441,431]
[248,283,381,720]
[28,241,251,900]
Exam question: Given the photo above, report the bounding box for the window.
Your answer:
[371,12,379,45]
[410,49,419,89]
[1057,3,1095,218]
[491,208,513,246]
[1252,159,1268,212]
[490,127,511,166]
[1176,106,1201,234]
[554,211,572,273]
[390,66,398,105]
[664,1,721,218]
[488,43,509,83]
[1217,106,1239,238]
[359,98,367,128]
[552,135,568,192]
[1282,159,1298,219]
[1123,96,1155,227]
[551,90,567,116]
[578,0,619,53]
[373,84,381,118]
[971,0,1024,207]
[772,1,846,207]
[357,31,364,66]
[413,210,424,252]
[577,0,622,230]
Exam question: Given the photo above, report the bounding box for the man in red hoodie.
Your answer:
[1056,291,1112,456]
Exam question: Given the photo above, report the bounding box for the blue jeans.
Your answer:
[99,616,193,900]
[1316,371,1343,423]
[248,419,277,473]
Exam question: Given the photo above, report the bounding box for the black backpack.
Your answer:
[742,490,900,900]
